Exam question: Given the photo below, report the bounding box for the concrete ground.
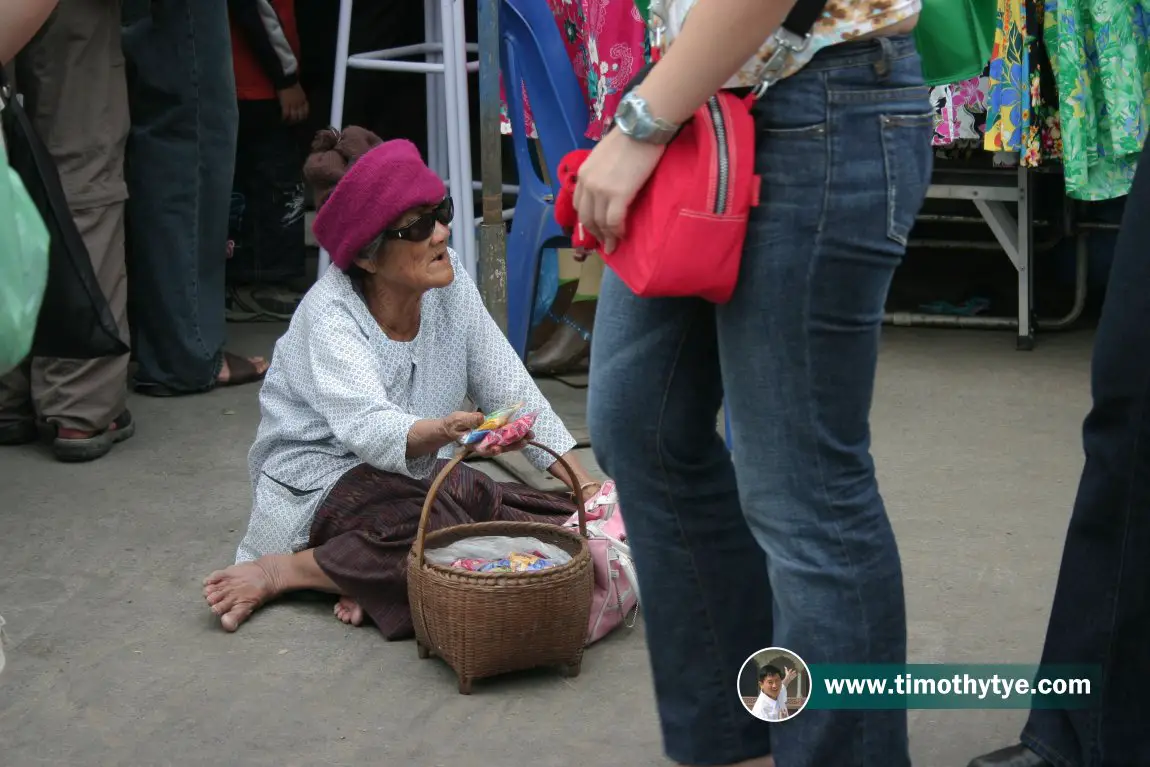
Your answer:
[0,324,1094,766]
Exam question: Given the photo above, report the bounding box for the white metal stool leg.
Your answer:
[436,0,471,275]
[329,0,353,133]
[424,0,446,178]
[317,0,356,277]
[447,0,477,277]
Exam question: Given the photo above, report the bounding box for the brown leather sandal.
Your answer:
[133,350,266,397]
[217,351,267,387]
[53,410,136,463]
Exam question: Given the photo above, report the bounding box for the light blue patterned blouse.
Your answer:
[234,250,576,563]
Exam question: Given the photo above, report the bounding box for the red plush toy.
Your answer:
[553,149,600,251]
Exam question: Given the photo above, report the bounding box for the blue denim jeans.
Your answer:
[1020,140,1150,767]
[122,0,238,393]
[588,36,932,767]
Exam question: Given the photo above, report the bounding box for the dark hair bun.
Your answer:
[309,127,341,154]
[303,126,385,208]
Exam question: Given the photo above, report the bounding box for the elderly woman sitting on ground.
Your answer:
[203,128,601,636]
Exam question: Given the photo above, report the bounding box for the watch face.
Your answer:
[615,98,638,134]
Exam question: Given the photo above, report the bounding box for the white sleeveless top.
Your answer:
[659,0,923,90]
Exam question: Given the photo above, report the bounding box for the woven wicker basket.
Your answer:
[408,441,593,694]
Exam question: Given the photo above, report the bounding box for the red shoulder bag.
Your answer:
[553,0,828,304]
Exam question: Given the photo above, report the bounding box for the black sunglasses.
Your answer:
[382,197,454,242]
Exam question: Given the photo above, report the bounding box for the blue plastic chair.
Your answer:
[500,0,594,359]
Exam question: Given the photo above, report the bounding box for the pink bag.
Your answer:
[564,481,640,645]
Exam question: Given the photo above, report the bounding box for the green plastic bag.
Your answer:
[0,107,50,376]
[914,0,998,86]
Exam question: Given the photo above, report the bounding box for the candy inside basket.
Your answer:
[422,535,573,574]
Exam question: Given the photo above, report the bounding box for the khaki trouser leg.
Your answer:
[7,0,131,433]
[34,203,130,433]
[0,364,34,426]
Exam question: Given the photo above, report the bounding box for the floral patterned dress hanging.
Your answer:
[981,0,1062,166]
[1044,0,1150,200]
[932,75,991,147]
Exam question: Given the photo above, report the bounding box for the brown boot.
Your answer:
[529,280,579,352]
[527,299,596,376]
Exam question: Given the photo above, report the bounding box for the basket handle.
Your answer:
[412,441,590,566]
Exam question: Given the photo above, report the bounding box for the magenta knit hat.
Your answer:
[311,138,447,271]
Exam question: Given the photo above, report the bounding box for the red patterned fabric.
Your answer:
[500,0,650,141]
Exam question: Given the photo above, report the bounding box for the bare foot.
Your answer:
[202,560,278,632]
[333,596,365,626]
[217,354,268,385]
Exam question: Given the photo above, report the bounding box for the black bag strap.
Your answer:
[782,0,831,37]
[750,0,832,98]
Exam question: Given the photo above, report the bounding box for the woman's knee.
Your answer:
[590,382,730,492]
[589,277,727,480]
[586,364,652,479]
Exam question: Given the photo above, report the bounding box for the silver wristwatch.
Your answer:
[614,91,679,145]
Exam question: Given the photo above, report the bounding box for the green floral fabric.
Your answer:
[1045,0,1150,200]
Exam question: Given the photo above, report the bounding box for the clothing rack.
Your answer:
[884,164,1097,351]
[882,0,1147,350]
[886,166,1034,349]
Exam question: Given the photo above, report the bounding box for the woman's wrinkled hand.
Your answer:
[439,411,485,444]
[573,129,665,256]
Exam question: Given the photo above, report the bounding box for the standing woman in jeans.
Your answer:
[576,1,932,766]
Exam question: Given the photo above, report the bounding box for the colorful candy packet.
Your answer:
[477,411,538,451]
[449,550,560,573]
[460,402,525,445]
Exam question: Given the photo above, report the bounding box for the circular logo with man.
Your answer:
[737,646,811,722]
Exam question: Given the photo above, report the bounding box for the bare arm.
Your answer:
[547,455,601,499]
[634,0,798,125]
[0,0,57,64]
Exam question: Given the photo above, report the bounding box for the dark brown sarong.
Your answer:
[308,460,576,640]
